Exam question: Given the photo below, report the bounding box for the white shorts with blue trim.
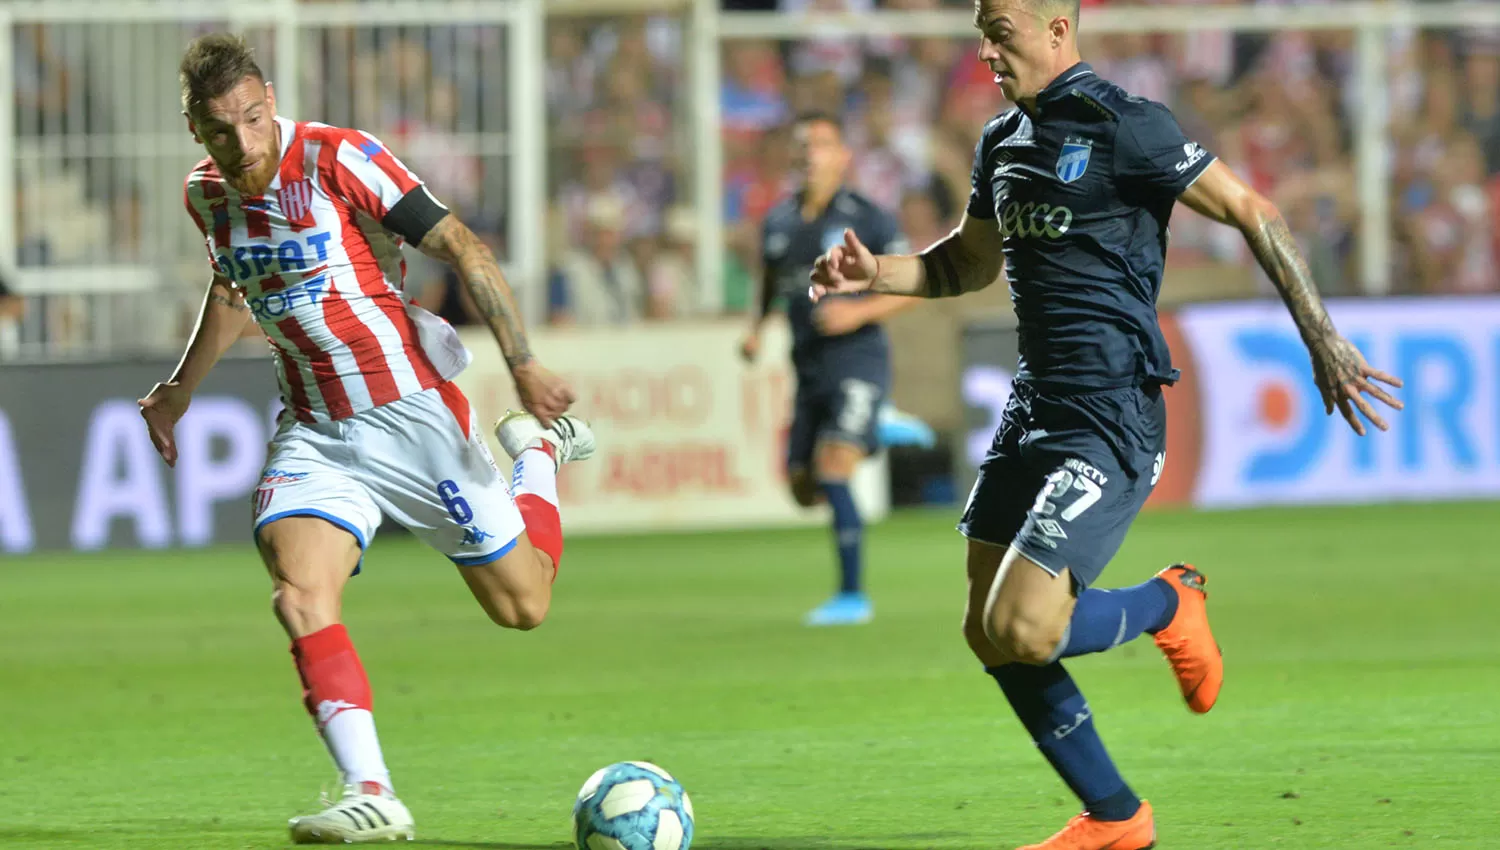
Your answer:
[252,382,524,569]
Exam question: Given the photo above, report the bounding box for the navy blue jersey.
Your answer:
[761,188,907,375]
[967,63,1215,392]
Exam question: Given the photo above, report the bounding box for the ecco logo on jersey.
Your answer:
[998,202,1074,240]
[217,231,332,283]
[249,275,329,321]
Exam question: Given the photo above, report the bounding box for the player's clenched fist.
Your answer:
[809,228,878,303]
[513,361,576,430]
[138,381,192,468]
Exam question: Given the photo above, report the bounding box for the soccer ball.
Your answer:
[572,761,695,850]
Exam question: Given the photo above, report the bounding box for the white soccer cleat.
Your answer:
[288,783,415,844]
[495,410,596,466]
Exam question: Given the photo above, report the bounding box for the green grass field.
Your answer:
[2,503,1496,849]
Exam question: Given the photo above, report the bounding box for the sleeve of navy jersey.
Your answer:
[1112,99,1216,201]
[759,209,787,270]
[965,120,1001,221]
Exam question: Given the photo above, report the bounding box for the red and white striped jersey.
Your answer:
[183,115,471,423]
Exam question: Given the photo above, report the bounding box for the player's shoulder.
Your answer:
[978,107,1026,145]
[183,157,224,198]
[832,188,891,221]
[1074,74,1178,127]
[763,195,800,231]
[297,120,384,155]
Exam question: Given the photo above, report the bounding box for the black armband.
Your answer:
[919,244,964,298]
[382,185,449,245]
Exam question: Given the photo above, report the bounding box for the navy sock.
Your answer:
[818,480,862,594]
[987,663,1141,821]
[1055,578,1178,660]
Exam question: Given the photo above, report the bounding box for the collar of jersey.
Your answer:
[1029,62,1096,117]
[794,185,849,219]
[269,114,298,190]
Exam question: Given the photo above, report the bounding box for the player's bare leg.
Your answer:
[804,439,872,626]
[259,517,415,844]
[982,546,1078,665]
[962,540,1010,666]
[467,411,595,625]
[456,533,554,631]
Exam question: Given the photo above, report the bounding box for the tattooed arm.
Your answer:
[1179,160,1403,434]
[139,274,253,466]
[418,214,534,370]
[169,274,254,392]
[809,213,1004,301]
[418,213,575,425]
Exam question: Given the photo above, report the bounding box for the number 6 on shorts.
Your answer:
[437,479,473,525]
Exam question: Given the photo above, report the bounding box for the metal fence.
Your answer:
[6,1,1500,360]
[0,0,543,359]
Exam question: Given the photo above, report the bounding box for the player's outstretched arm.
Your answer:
[418,213,575,426]
[813,293,920,337]
[810,214,1003,301]
[173,274,254,390]
[140,274,252,466]
[1179,161,1403,434]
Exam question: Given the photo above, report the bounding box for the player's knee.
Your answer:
[962,608,1003,664]
[271,580,340,635]
[985,608,1064,666]
[482,585,550,631]
[814,441,863,481]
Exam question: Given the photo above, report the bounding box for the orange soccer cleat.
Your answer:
[1152,563,1223,713]
[1017,801,1156,850]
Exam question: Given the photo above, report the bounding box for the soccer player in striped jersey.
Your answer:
[138,33,593,844]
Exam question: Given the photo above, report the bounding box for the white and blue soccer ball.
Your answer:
[572,761,695,850]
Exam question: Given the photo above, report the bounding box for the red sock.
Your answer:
[291,624,372,725]
[291,624,392,791]
[512,442,563,578]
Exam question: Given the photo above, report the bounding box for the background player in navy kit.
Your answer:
[810,1,1404,848]
[740,112,915,627]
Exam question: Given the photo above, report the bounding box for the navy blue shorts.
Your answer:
[786,373,889,471]
[958,381,1167,591]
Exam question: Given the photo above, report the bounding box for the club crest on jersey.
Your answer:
[278,178,315,229]
[1055,138,1093,184]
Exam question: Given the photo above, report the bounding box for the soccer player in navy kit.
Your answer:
[741,112,915,627]
[810,2,1404,848]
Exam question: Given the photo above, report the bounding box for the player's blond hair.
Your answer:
[977,0,1081,26]
[1032,0,1080,24]
[179,33,265,116]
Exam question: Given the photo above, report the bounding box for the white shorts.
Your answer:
[252,382,525,570]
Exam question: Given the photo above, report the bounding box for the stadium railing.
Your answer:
[697,0,1500,304]
[0,0,545,359]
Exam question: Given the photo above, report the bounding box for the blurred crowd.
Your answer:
[6,0,1500,356]
[528,0,1500,332]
